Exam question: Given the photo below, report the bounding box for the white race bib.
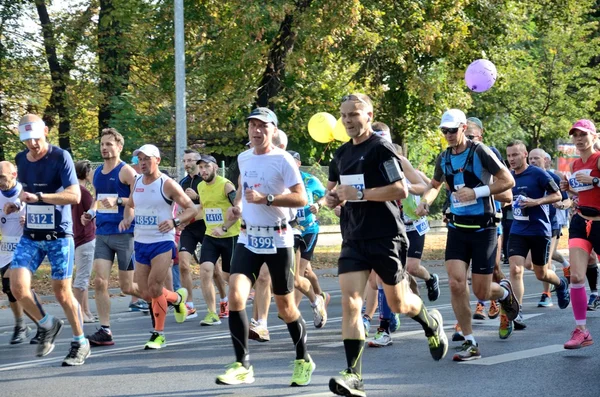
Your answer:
[451,185,477,208]
[97,193,119,213]
[340,174,366,202]
[512,200,529,221]
[245,227,277,254]
[414,217,430,236]
[569,169,594,192]
[26,205,55,230]
[135,209,159,229]
[0,236,19,255]
[296,208,306,221]
[205,208,224,225]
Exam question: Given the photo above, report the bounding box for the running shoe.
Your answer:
[473,302,487,320]
[36,317,64,357]
[216,362,255,385]
[564,328,594,349]
[87,327,115,346]
[451,323,465,342]
[498,279,520,321]
[538,293,554,308]
[10,325,31,345]
[312,294,327,328]
[129,299,149,313]
[200,312,222,326]
[321,291,331,308]
[144,332,166,350]
[452,340,481,361]
[30,328,40,345]
[368,328,392,347]
[587,294,599,311]
[219,301,230,318]
[173,288,188,323]
[186,304,198,320]
[249,319,270,342]
[389,313,401,333]
[555,276,571,309]
[329,369,366,397]
[62,341,91,366]
[498,311,513,340]
[427,309,448,361]
[290,355,316,386]
[513,313,527,330]
[362,315,371,338]
[425,273,441,301]
[488,300,500,319]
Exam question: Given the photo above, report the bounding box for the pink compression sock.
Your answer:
[571,283,587,326]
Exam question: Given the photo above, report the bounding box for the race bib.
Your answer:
[451,184,476,208]
[569,170,594,192]
[97,194,119,213]
[245,227,276,254]
[205,208,224,225]
[414,217,430,236]
[26,205,55,230]
[512,200,529,221]
[340,174,366,202]
[0,236,19,255]
[296,208,306,221]
[135,209,159,229]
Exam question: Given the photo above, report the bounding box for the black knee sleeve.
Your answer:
[2,277,16,303]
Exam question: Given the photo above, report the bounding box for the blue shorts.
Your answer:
[134,241,176,265]
[12,236,74,280]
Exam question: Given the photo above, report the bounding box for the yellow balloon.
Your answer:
[308,112,335,143]
[333,117,349,142]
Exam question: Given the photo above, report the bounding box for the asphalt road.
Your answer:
[0,264,599,397]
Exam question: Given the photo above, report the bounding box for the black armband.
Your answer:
[227,190,236,206]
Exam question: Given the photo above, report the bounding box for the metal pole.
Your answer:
[220,160,225,178]
[174,0,186,180]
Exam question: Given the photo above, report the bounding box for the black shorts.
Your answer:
[568,214,600,256]
[508,233,551,266]
[445,226,497,275]
[179,221,206,253]
[338,236,407,286]
[230,244,295,295]
[296,233,318,261]
[0,264,10,278]
[552,228,560,238]
[199,235,237,273]
[406,230,425,260]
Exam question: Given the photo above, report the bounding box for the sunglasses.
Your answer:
[441,127,459,135]
[341,94,370,106]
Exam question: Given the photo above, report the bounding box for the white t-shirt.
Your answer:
[0,183,25,268]
[132,174,175,244]
[237,147,303,248]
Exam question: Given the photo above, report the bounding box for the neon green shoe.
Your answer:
[499,312,513,340]
[216,362,255,385]
[290,355,316,386]
[427,309,448,361]
[200,311,222,326]
[174,288,188,323]
[144,332,166,350]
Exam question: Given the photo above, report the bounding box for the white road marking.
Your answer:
[459,344,565,365]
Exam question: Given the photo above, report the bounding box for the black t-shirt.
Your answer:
[329,134,405,240]
[179,173,205,231]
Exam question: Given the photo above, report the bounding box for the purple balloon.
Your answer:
[465,59,497,93]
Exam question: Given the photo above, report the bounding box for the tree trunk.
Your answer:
[255,0,313,107]
[98,0,131,134]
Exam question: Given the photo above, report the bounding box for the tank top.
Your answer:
[0,183,24,267]
[197,175,241,238]
[571,152,600,210]
[93,161,134,235]
[132,174,175,243]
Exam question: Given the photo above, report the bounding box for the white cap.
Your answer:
[373,129,392,143]
[133,144,160,158]
[439,109,467,129]
[18,121,46,141]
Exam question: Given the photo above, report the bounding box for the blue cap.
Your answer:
[247,107,278,127]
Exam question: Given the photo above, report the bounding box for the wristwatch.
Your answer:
[356,190,364,200]
[222,225,228,232]
[266,194,275,206]
[36,192,43,203]
[172,218,181,227]
[593,177,599,187]
[117,197,124,206]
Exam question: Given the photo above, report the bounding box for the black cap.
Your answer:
[196,154,217,165]
[287,150,301,162]
[246,107,278,127]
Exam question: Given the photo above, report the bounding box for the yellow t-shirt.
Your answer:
[197,175,240,238]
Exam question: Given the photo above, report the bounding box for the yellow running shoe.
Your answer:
[174,288,188,323]
[216,362,255,385]
[290,355,316,386]
[144,332,166,350]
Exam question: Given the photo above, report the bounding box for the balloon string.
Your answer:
[316,141,333,165]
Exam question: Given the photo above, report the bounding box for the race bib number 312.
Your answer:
[26,205,55,230]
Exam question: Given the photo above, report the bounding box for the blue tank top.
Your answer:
[93,162,134,235]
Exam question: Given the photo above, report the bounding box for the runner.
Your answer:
[216,107,315,387]
[119,144,198,349]
[8,114,90,366]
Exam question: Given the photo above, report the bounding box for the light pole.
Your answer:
[174,0,186,180]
